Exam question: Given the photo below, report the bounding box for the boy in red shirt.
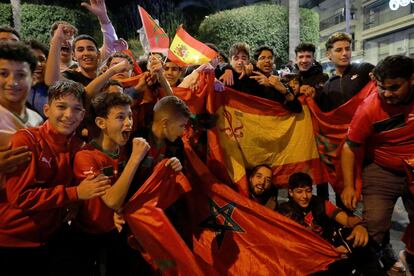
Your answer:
[278,172,386,275]
[0,80,111,275]
[72,92,150,274]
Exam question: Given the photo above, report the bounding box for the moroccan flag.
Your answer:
[169,26,217,66]
[138,5,169,54]
[123,160,204,275]
[205,86,325,196]
[182,140,340,275]
[173,71,214,114]
[305,81,377,194]
[122,49,142,75]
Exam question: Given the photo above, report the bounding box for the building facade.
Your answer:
[302,0,414,70]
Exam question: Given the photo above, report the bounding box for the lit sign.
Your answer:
[389,0,414,11]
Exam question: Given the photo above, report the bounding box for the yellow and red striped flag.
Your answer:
[169,26,217,66]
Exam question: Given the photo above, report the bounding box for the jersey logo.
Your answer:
[82,167,95,176]
[41,156,52,168]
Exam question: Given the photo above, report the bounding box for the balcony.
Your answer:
[320,10,356,30]
[363,2,414,30]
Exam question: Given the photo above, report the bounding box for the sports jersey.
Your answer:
[347,91,414,172]
[73,143,127,234]
[0,120,82,247]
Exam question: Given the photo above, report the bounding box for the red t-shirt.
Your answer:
[73,144,127,234]
[347,92,414,172]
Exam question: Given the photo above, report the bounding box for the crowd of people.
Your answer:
[0,1,414,275]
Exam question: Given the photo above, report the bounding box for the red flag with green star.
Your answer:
[182,140,340,275]
[123,160,204,275]
[138,5,170,54]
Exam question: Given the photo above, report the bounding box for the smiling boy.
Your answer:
[279,172,386,275]
[0,41,43,184]
[0,80,111,275]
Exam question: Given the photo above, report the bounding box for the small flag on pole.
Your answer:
[169,26,217,66]
[138,5,170,55]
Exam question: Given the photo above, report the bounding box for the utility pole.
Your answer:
[289,0,299,62]
[345,0,350,33]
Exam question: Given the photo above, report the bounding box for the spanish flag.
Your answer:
[169,26,217,66]
[205,86,326,195]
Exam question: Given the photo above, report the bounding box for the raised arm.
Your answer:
[81,0,118,61]
[85,60,131,97]
[100,138,150,210]
[45,24,75,86]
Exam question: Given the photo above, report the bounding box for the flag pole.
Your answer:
[151,53,173,96]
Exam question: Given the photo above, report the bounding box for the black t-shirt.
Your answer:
[216,65,302,113]
[315,62,374,112]
[63,70,94,86]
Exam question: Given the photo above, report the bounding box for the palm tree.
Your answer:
[10,0,21,32]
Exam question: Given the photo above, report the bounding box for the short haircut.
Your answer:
[325,32,352,51]
[48,80,85,106]
[92,92,132,118]
[295,43,316,55]
[165,59,182,68]
[0,25,21,40]
[100,79,123,93]
[106,52,134,67]
[229,42,250,59]
[50,21,78,38]
[218,51,229,63]
[0,41,37,73]
[25,39,49,57]
[250,164,272,178]
[253,46,274,61]
[281,73,300,84]
[373,55,414,82]
[205,42,219,53]
[153,96,191,119]
[73,34,99,51]
[288,172,313,190]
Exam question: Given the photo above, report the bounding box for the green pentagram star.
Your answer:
[199,199,244,248]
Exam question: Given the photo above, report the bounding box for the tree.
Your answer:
[198,4,319,65]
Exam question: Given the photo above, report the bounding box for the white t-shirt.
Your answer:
[0,104,43,185]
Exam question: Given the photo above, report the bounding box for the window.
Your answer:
[378,40,389,60]
[409,33,414,59]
